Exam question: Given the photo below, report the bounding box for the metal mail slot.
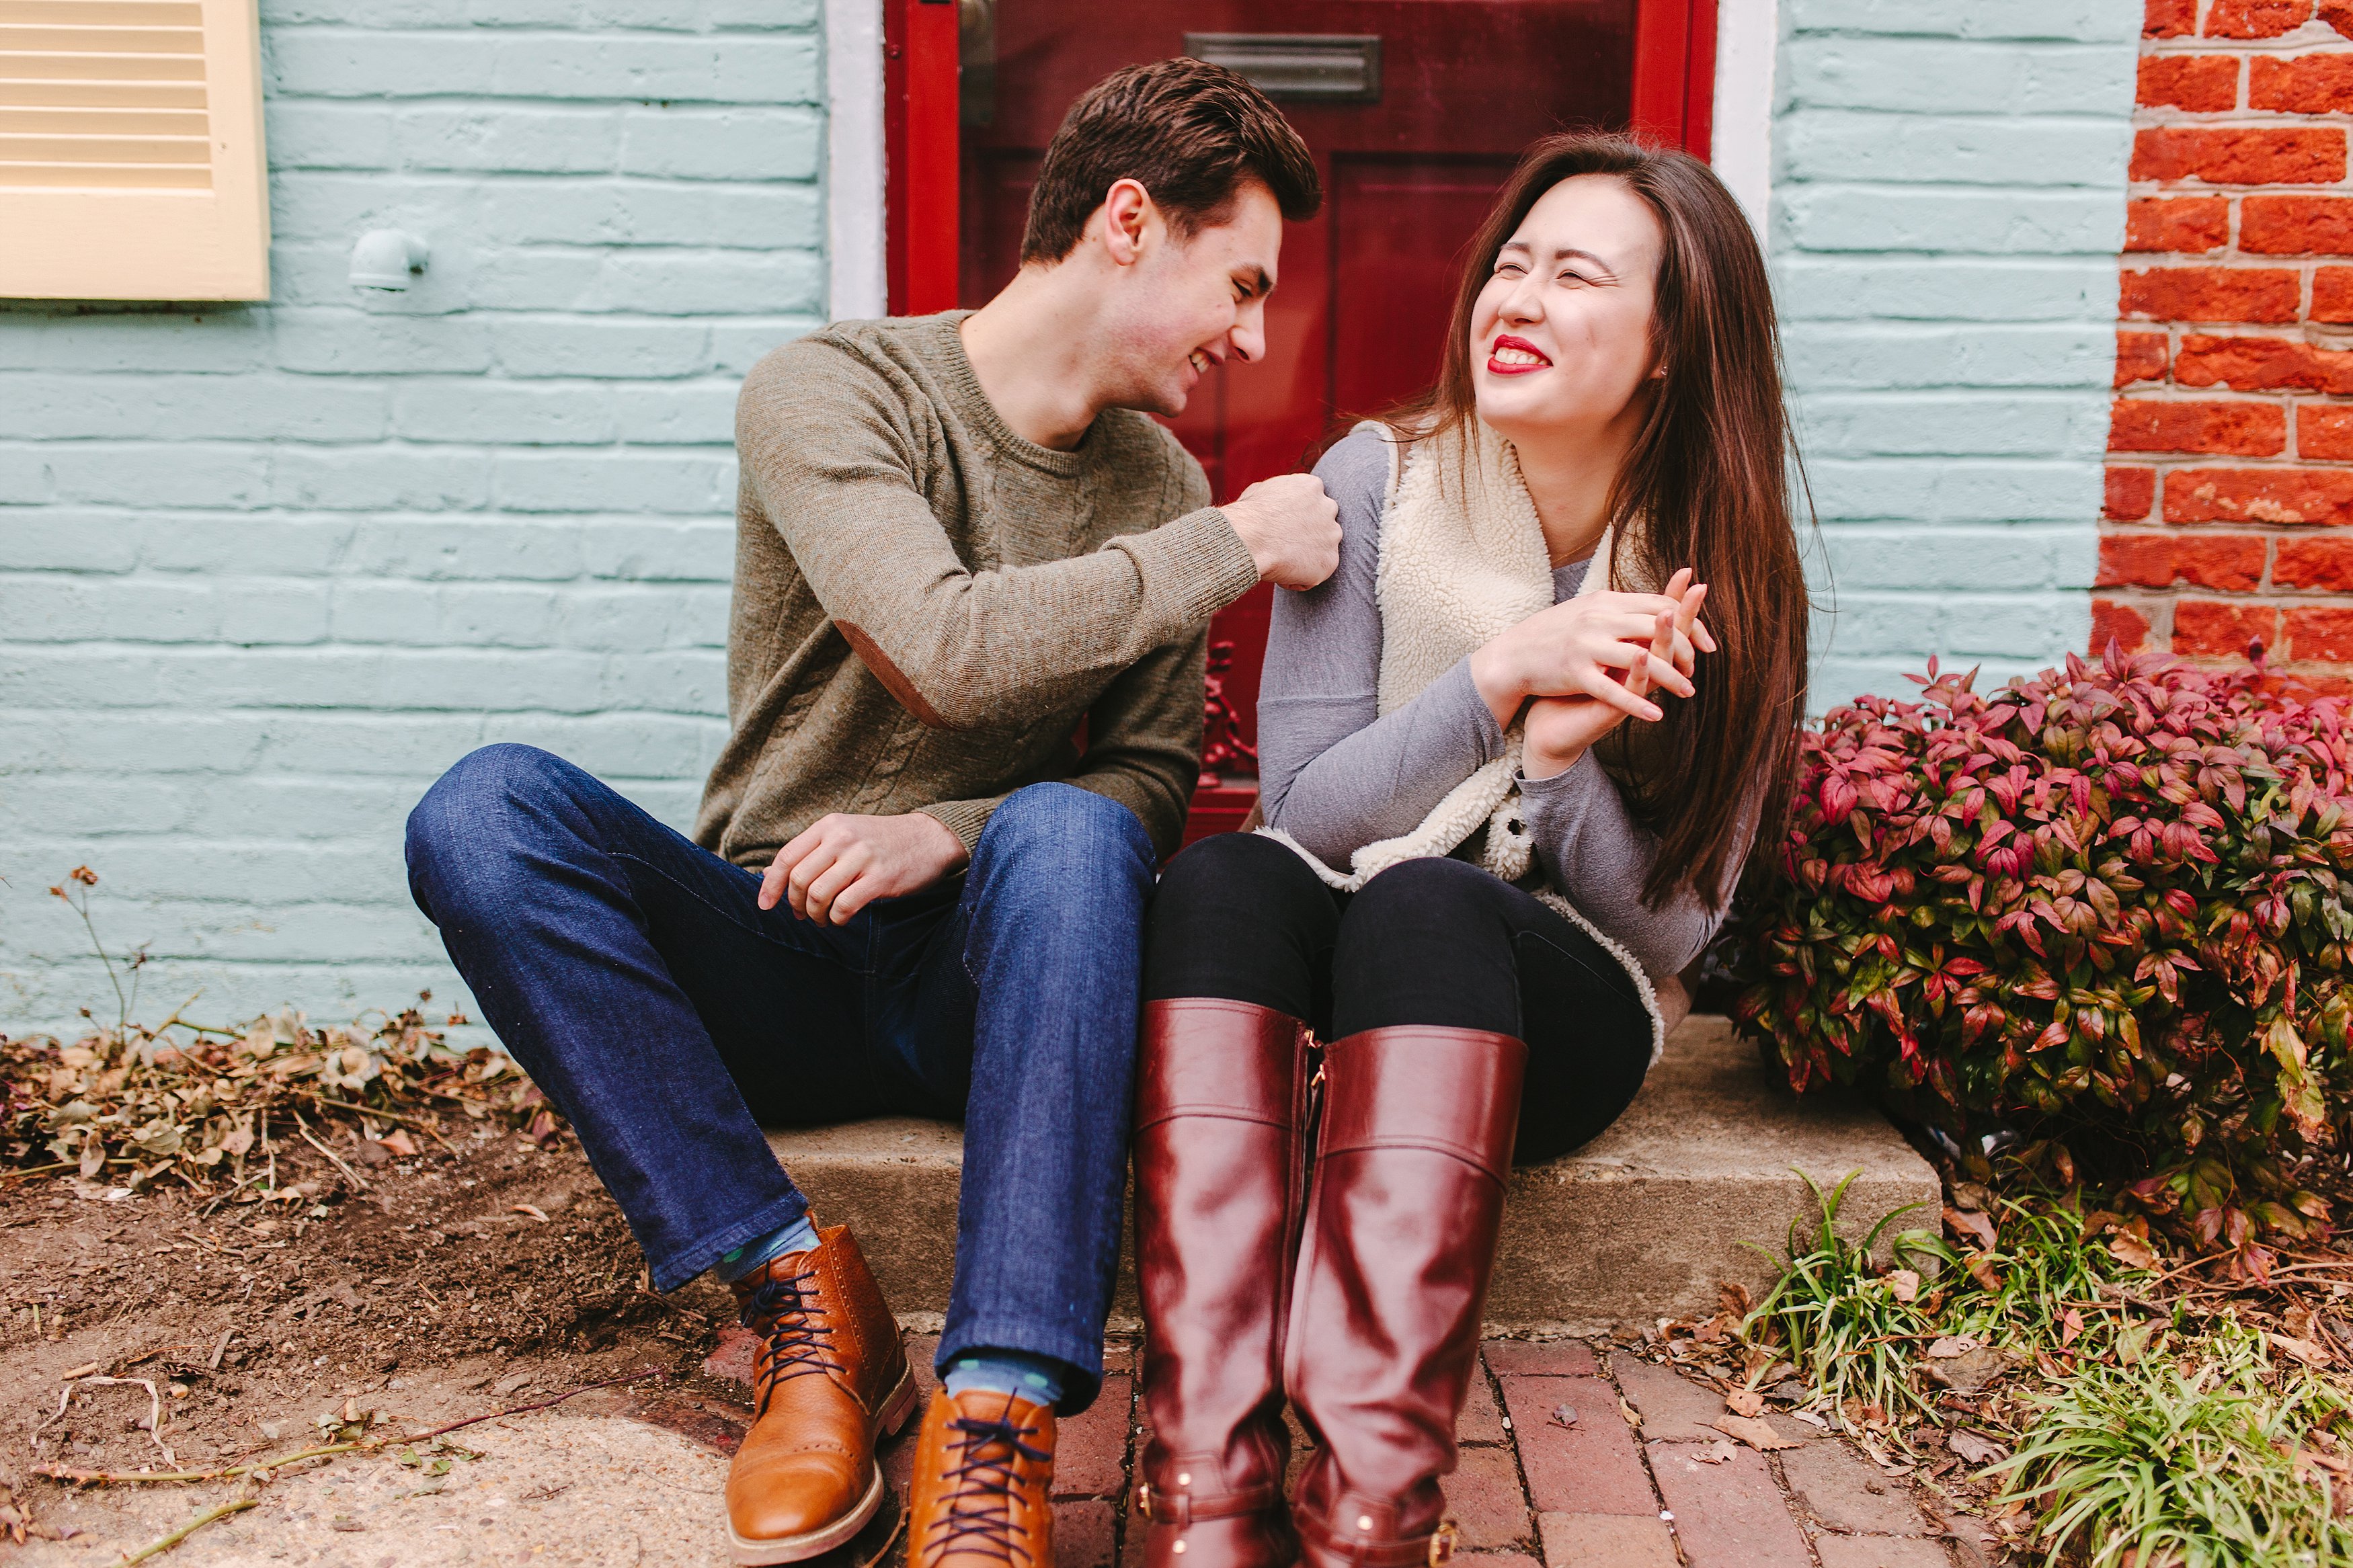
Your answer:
[1181,33,1382,104]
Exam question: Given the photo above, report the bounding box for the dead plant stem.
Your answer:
[114,1498,255,1567]
[40,1442,360,1487]
[399,1366,670,1442]
[37,1368,671,1487]
[292,1124,365,1193]
[291,1091,454,1148]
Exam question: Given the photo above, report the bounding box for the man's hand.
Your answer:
[760,811,969,925]
[1221,473,1341,591]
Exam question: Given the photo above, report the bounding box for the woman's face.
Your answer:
[1469,174,1665,445]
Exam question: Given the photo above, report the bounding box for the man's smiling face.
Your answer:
[1103,178,1283,418]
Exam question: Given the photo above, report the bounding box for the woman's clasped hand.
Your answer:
[1470,567,1714,778]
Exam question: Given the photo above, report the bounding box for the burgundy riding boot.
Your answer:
[1133,999,1317,1568]
[1283,1026,1527,1568]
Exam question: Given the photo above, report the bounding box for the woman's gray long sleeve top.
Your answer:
[1253,427,1735,979]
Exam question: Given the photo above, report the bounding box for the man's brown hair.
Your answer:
[1021,58,1322,266]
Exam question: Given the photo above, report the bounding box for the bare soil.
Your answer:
[0,1120,756,1538]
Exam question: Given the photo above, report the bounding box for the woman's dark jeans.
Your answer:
[404,743,1155,1411]
[1143,832,1652,1163]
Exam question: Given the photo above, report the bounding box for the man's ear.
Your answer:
[1098,178,1154,267]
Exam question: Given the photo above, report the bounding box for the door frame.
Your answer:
[879,0,1723,315]
[884,0,963,315]
[1632,0,1719,158]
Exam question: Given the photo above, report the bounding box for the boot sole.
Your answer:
[726,1359,920,1567]
[871,1356,920,1441]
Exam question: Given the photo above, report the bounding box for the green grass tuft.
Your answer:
[1741,1170,2353,1565]
[1741,1168,1945,1421]
[1993,1320,2353,1568]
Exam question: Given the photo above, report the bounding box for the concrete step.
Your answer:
[764,1015,1938,1333]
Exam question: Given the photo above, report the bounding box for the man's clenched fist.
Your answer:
[1220,472,1341,591]
[760,811,969,925]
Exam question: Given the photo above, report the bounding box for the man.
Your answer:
[403,58,1337,1568]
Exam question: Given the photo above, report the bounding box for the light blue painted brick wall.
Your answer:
[1774,0,2137,708]
[0,0,824,1032]
[1,0,2150,1029]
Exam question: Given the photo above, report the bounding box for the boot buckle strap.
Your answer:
[1326,1517,1458,1568]
[1133,1480,1281,1528]
[1135,1481,1195,1528]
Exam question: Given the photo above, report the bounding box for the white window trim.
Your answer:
[1711,0,1778,239]
[825,0,887,322]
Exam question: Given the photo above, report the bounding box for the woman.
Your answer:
[1129,135,1811,1568]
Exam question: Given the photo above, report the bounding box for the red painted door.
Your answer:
[924,0,1704,841]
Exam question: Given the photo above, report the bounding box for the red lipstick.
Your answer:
[1486,333,1552,376]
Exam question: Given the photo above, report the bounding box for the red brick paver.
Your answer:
[1499,1373,1657,1516]
[1052,1371,1133,1497]
[1460,1365,1509,1443]
[1612,1355,1738,1443]
[1781,1438,1931,1536]
[1448,1443,1536,1550]
[1650,1443,1816,1568]
[1057,1499,1119,1568]
[1812,1537,1958,1568]
[1482,1339,1600,1376]
[1537,1512,1681,1568]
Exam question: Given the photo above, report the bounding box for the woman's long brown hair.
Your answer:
[1382,132,1812,911]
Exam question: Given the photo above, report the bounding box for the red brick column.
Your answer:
[2104,0,2353,689]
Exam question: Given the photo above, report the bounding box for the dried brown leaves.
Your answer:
[1,1005,557,1200]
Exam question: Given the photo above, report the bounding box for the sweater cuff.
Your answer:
[1439,658,1508,764]
[1518,747,1603,803]
[918,796,1000,855]
[1115,507,1263,632]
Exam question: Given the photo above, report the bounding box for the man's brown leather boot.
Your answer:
[1283,1027,1527,1568]
[725,1224,919,1565]
[907,1385,1058,1568]
[1133,998,1314,1568]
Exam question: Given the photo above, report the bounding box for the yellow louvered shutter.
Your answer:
[0,0,268,299]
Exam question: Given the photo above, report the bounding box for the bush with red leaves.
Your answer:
[1730,645,2353,1255]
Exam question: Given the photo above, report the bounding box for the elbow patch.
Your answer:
[835,619,961,729]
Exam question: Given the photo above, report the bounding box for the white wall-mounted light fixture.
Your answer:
[350,229,429,291]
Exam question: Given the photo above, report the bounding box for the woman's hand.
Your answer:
[1522,581,1706,780]
[1468,566,1716,730]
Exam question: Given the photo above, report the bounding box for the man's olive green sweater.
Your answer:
[694,312,1263,868]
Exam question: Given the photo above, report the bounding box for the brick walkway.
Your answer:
[837,1335,1996,1568]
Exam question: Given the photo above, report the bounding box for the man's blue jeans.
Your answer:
[403,744,1154,1411]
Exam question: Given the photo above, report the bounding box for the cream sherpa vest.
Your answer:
[1259,420,1671,1062]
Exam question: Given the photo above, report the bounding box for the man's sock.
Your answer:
[943,1348,1066,1410]
[712,1212,822,1284]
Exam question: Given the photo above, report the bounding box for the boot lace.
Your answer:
[922,1398,1051,1567]
[737,1266,837,1417]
